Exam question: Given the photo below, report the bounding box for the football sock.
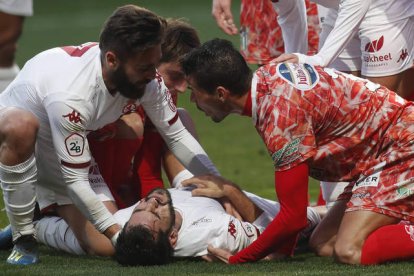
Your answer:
[361,224,414,264]
[0,155,37,241]
[35,216,85,255]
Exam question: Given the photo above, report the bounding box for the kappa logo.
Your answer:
[164,89,177,113]
[397,49,409,63]
[228,219,237,240]
[65,133,85,157]
[364,36,384,53]
[277,63,319,91]
[62,110,82,123]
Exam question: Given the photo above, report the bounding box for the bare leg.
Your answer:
[309,199,347,257]
[333,210,398,264]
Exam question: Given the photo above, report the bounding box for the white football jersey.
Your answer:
[0,43,217,232]
[113,189,321,257]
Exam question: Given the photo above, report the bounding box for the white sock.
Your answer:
[35,216,85,255]
[171,169,194,188]
[0,155,37,241]
[0,64,19,92]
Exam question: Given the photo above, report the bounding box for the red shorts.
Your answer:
[338,161,414,223]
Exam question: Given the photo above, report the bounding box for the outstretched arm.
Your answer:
[182,175,262,223]
[209,163,309,263]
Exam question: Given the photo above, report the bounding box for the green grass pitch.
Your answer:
[0,0,413,274]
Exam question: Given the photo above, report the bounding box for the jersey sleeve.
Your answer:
[45,98,117,233]
[140,74,219,176]
[272,0,308,54]
[296,0,371,66]
[229,163,309,263]
[255,68,317,171]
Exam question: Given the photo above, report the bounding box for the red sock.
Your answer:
[361,224,414,265]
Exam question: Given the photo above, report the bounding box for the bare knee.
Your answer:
[0,108,39,164]
[333,240,361,264]
[309,232,334,257]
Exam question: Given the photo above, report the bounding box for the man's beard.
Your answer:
[111,66,147,99]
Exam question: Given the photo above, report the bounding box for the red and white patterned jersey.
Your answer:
[240,0,320,64]
[251,61,414,182]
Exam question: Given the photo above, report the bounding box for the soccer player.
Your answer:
[88,18,202,208]
[276,0,414,98]
[0,0,32,91]
[0,5,218,265]
[27,172,323,266]
[181,38,414,265]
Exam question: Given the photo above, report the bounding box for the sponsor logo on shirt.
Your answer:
[62,110,82,124]
[277,63,319,91]
[65,133,85,156]
[88,163,105,185]
[352,171,381,191]
[271,138,301,167]
[190,216,212,227]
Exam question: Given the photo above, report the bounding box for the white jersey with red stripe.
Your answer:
[0,43,217,232]
[114,188,320,257]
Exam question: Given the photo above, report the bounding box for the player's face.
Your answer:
[112,45,162,99]
[158,61,187,97]
[127,188,175,238]
[187,76,230,123]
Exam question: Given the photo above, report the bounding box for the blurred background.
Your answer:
[1,0,319,225]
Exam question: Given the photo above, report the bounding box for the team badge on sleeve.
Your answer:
[65,133,85,156]
[277,63,319,90]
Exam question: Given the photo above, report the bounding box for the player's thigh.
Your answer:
[309,199,347,256]
[334,210,398,264]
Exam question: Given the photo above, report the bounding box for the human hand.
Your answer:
[207,245,233,264]
[181,174,227,198]
[201,254,220,262]
[212,0,238,35]
[274,53,299,64]
[220,198,242,220]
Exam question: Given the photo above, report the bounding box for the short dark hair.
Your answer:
[114,224,173,266]
[99,5,167,61]
[160,18,200,64]
[181,38,252,96]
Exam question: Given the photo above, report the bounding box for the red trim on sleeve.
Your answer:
[241,90,252,117]
[61,160,91,169]
[229,163,309,264]
[168,113,179,125]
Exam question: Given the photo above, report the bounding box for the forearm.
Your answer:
[223,183,262,223]
[297,0,370,66]
[230,163,309,263]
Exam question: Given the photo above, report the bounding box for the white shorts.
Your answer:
[320,2,414,76]
[0,0,33,16]
[37,159,114,211]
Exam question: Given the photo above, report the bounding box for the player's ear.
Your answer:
[169,229,178,248]
[105,51,119,70]
[216,86,230,102]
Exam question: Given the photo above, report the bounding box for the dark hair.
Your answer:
[99,5,167,61]
[114,224,173,266]
[160,18,200,63]
[181,38,252,96]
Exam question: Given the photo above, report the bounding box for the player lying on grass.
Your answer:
[181,38,414,265]
[0,170,325,266]
[113,173,325,265]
